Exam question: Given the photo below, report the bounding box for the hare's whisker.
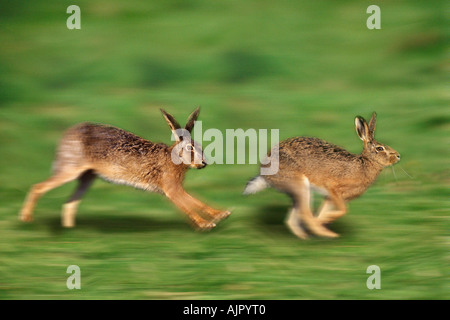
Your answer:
[391,166,397,182]
[398,165,413,179]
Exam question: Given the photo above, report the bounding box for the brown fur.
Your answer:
[246,112,400,239]
[19,108,230,229]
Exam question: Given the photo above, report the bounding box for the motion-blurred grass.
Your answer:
[0,0,448,299]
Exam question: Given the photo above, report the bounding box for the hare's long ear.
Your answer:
[355,116,370,143]
[368,112,377,138]
[161,109,182,141]
[185,107,200,133]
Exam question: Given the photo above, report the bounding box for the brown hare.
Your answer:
[19,107,230,229]
[244,112,400,239]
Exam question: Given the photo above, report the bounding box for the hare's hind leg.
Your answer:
[62,170,96,227]
[285,206,308,239]
[293,177,338,238]
[271,175,338,239]
[19,168,87,222]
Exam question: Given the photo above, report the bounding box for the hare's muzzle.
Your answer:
[391,152,401,164]
[191,159,207,169]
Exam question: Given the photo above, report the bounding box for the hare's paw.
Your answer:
[19,211,33,222]
[312,225,339,238]
[195,220,216,231]
[212,210,232,223]
[319,228,339,238]
[285,217,309,240]
[305,219,339,238]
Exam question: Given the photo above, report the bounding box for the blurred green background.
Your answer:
[0,0,448,299]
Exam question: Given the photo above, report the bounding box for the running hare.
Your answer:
[19,107,230,229]
[244,112,400,239]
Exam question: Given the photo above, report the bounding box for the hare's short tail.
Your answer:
[243,176,269,195]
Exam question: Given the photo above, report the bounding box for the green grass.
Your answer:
[0,0,448,299]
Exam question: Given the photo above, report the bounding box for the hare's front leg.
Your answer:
[182,193,231,223]
[316,195,347,225]
[164,187,216,230]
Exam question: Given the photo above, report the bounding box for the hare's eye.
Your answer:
[185,144,193,152]
[376,146,384,152]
